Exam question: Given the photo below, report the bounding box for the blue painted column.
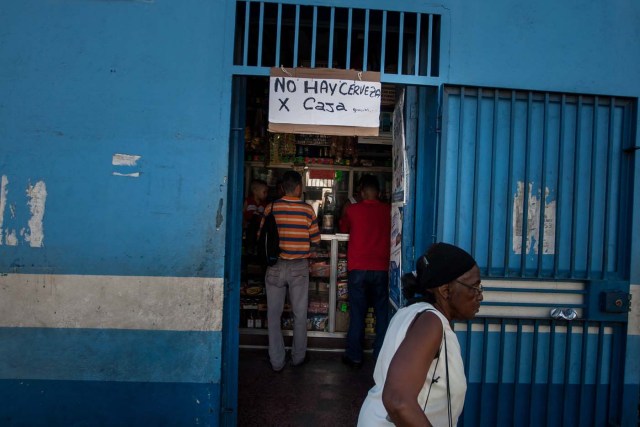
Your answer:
[622,110,640,427]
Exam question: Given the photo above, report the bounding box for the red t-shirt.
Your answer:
[339,199,391,271]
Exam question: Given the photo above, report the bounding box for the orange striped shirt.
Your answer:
[261,196,321,259]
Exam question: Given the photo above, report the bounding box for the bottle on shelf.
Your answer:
[321,192,335,233]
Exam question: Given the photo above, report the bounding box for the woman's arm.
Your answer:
[382,311,443,427]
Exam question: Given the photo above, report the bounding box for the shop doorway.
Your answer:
[235,75,395,349]
[222,1,446,423]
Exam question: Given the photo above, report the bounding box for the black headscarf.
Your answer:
[402,242,476,303]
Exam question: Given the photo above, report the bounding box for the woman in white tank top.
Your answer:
[358,243,483,427]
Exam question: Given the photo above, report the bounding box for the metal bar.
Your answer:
[570,97,583,277]
[328,7,334,68]
[310,6,317,68]
[363,9,370,72]
[497,320,506,423]
[546,320,557,426]
[578,320,589,426]
[414,13,421,76]
[371,74,441,85]
[397,12,404,75]
[606,325,615,422]
[257,2,264,66]
[482,286,586,294]
[482,301,584,308]
[242,1,250,66]
[513,320,523,423]
[520,92,533,276]
[328,238,338,333]
[537,94,549,276]
[586,97,598,278]
[455,88,466,246]
[346,8,352,69]
[293,5,300,67]
[593,323,604,424]
[504,91,516,276]
[464,321,472,380]
[528,319,540,426]
[275,3,282,66]
[480,318,489,423]
[562,322,574,426]
[554,95,566,277]
[602,98,615,278]
[380,11,387,74]
[427,14,433,77]
[487,91,498,275]
[471,88,482,258]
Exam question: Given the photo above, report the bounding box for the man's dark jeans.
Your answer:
[345,270,389,362]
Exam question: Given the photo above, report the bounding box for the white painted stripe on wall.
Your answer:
[483,290,582,305]
[483,279,584,290]
[629,284,640,336]
[455,323,613,335]
[473,279,585,318]
[0,274,223,331]
[478,306,583,319]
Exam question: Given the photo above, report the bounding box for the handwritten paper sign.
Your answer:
[268,67,381,136]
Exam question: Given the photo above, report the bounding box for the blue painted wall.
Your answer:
[0,0,233,277]
[1,0,638,425]
[0,0,235,425]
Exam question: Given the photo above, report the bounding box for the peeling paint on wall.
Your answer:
[25,181,47,247]
[0,177,47,247]
[112,154,142,178]
[6,230,18,246]
[0,175,7,246]
[112,172,141,178]
[112,153,141,166]
[512,181,556,255]
[216,198,224,230]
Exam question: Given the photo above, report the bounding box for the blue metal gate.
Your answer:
[439,86,635,426]
[232,0,447,85]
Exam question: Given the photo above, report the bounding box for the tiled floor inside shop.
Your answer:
[238,347,375,426]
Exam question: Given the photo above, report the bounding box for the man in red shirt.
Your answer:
[339,175,391,367]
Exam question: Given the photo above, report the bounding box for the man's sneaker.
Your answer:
[291,352,311,367]
[342,354,363,369]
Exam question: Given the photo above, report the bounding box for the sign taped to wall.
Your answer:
[268,67,381,136]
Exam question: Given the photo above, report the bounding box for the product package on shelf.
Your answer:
[308,298,329,315]
[364,307,376,335]
[335,301,350,332]
[337,259,348,279]
[309,260,330,277]
[307,313,328,331]
[241,298,267,329]
[337,280,349,301]
[309,279,330,294]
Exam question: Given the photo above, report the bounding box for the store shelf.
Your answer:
[245,160,391,173]
[240,328,347,339]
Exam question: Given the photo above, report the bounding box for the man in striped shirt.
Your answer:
[260,170,321,372]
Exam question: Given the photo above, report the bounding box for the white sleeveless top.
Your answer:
[358,302,467,427]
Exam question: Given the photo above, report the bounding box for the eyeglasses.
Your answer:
[455,279,484,295]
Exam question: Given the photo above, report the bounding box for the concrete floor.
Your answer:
[237,348,375,426]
